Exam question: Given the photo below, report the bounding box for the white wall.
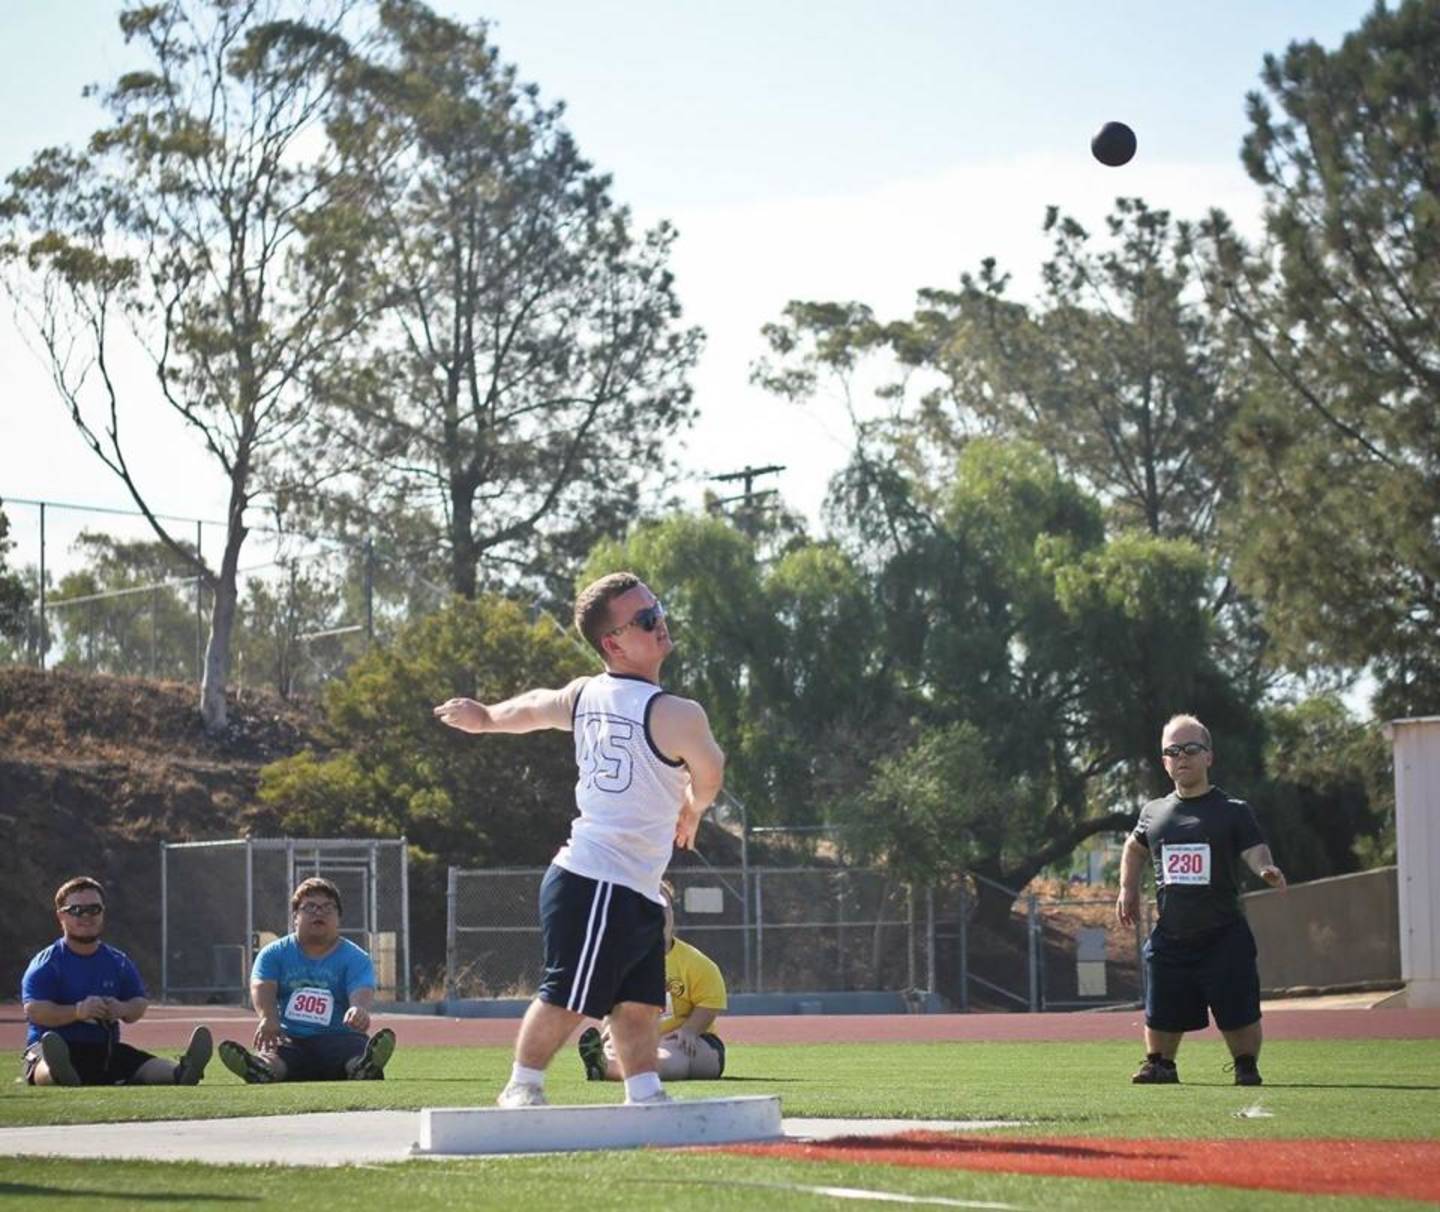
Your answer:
[1389,717,1440,1008]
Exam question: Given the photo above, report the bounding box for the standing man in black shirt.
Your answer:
[1116,714,1286,1086]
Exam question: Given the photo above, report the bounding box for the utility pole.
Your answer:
[708,464,785,538]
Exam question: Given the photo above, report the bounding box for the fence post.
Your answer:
[194,520,203,684]
[38,501,46,669]
[958,880,969,1012]
[836,871,846,991]
[754,869,764,994]
[925,885,936,996]
[243,838,255,1009]
[400,837,411,1002]
[160,842,168,1003]
[1027,893,1040,1012]
[906,884,916,991]
[445,866,458,1001]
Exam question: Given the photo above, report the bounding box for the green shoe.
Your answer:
[577,1026,607,1082]
[348,1028,396,1080]
[218,1040,276,1084]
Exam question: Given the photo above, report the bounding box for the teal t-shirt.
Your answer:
[252,935,375,1037]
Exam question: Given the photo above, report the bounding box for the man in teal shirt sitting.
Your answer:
[218,877,395,1083]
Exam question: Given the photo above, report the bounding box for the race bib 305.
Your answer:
[285,986,335,1026]
[1161,842,1212,886]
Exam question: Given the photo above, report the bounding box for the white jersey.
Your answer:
[554,672,690,902]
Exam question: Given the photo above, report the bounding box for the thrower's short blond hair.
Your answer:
[1162,714,1211,748]
[54,876,105,909]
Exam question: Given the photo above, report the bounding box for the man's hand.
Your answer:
[343,1005,371,1033]
[1115,886,1140,927]
[675,800,703,850]
[1258,865,1287,889]
[433,698,493,734]
[75,995,111,1022]
[672,1027,700,1058]
[254,1014,284,1052]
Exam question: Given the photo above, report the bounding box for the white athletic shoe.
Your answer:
[625,1089,674,1106]
[496,1081,548,1108]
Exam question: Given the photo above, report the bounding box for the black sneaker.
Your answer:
[39,1032,81,1087]
[577,1026,607,1082]
[174,1026,213,1086]
[1131,1055,1179,1084]
[218,1040,276,1084]
[1229,1054,1263,1086]
[347,1028,395,1081]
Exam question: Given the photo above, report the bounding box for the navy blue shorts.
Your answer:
[537,864,665,1019]
[272,1030,368,1081]
[1144,917,1261,1033]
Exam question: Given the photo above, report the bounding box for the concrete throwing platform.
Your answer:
[0,1106,1026,1167]
[419,1095,780,1154]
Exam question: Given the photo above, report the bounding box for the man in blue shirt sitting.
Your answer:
[21,876,212,1087]
[218,877,395,1083]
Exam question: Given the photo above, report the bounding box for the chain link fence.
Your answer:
[0,496,449,697]
[161,838,411,1003]
[446,865,1146,1010]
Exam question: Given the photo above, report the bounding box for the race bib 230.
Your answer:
[1161,843,1212,886]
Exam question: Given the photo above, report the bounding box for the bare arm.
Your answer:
[1115,835,1149,926]
[24,997,110,1028]
[344,986,375,1033]
[251,979,283,1050]
[434,677,586,735]
[650,697,726,850]
[109,996,148,1024]
[678,1005,719,1038]
[1241,843,1286,888]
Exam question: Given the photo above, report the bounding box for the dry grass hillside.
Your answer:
[0,667,321,999]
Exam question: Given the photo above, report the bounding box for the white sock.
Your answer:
[511,1063,545,1088]
[624,1071,662,1102]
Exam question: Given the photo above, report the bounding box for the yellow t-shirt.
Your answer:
[660,937,727,1037]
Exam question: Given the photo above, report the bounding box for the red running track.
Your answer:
[4,1004,1437,1051]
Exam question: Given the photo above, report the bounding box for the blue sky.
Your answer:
[0,1,1377,568]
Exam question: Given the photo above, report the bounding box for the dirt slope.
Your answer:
[0,667,320,1000]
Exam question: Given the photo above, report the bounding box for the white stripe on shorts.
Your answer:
[568,879,614,1013]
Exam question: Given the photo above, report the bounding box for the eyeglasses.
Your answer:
[1161,742,1210,758]
[60,904,104,918]
[607,601,665,637]
[296,901,339,916]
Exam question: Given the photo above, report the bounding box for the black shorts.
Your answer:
[271,1030,368,1081]
[22,1039,155,1086]
[700,1032,726,1076]
[1144,917,1261,1033]
[537,864,665,1019]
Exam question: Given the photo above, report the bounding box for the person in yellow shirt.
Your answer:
[578,880,727,1081]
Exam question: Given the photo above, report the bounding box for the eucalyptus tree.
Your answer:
[1200,0,1440,715]
[301,0,702,603]
[0,1,368,729]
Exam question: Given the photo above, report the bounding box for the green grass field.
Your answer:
[3,1039,1438,1210]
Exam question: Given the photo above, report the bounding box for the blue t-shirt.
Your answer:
[252,935,376,1037]
[21,939,146,1047]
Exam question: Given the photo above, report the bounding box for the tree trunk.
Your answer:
[198,507,249,734]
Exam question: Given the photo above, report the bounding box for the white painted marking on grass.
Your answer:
[627,1177,1028,1209]
[1233,1102,1274,1119]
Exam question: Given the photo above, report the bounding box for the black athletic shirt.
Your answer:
[1131,785,1265,938]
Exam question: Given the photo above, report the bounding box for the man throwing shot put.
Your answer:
[435,571,725,1108]
[1117,714,1286,1086]
[21,876,212,1087]
[577,879,728,1083]
[217,877,395,1083]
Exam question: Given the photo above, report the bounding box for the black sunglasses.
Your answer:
[1161,742,1209,758]
[60,904,105,918]
[607,601,665,637]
